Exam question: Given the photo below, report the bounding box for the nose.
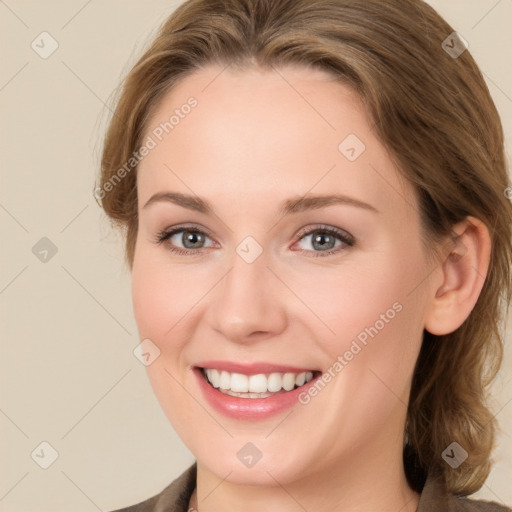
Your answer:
[205,246,288,344]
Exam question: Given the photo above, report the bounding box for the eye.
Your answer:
[152,225,216,256]
[292,225,355,257]
[152,223,355,257]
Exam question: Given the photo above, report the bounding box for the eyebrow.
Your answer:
[143,191,379,215]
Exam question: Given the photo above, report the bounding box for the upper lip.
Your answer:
[194,360,319,375]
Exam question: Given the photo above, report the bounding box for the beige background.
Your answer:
[0,1,511,510]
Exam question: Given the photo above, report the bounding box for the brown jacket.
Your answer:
[110,462,511,512]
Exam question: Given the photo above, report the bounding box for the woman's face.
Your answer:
[132,64,437,485]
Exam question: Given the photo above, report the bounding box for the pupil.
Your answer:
[184,231,203,248]
[313,231,333,250]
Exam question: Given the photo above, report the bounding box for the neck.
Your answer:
[190,436,420,512]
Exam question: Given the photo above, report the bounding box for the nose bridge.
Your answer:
[208,239,287,341]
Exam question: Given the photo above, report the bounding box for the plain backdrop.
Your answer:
[1,1,511,511]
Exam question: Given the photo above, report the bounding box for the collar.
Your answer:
[147,462,510,512]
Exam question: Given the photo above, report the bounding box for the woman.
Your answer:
[97,0,512,510]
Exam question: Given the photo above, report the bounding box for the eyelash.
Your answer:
[152,224,355,258]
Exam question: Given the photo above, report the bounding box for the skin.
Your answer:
[131,63,491,512]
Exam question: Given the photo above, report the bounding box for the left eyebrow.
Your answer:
[143,192,213,214]
[280,193,380,215]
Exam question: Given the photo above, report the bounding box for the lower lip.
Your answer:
[193,367,320,421]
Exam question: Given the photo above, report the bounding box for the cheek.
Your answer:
[131,249,200,440]
[130,245,212,381]
[131,261,169,340]
[311,248,427,358]
[302,242,429,427]
[131,245,198,342]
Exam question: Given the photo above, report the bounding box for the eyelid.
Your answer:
[156,222,216,241]
[294,224,355,246]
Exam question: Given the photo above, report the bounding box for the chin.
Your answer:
[201,453,306,486]
[190,434,319,487]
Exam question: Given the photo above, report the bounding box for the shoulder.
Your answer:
[418,472,511,512]
[107,462,197,512]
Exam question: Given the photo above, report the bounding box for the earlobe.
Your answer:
[424,216,491,336]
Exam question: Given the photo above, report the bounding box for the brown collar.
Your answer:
[131,462,511,512]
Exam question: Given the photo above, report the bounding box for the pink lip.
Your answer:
[192,365,321,421]
[194,360,317,375]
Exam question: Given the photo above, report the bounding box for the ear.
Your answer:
[424,216,491,336]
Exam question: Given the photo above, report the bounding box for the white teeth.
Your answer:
[206,369,220,388]
[267,372,282,392]
[224,389,275,398]
[230,373,249,392]
[295,372,306,386]
[282,372,296,391]
[219,371,231,389]
[248,374,267,393]
[203,368,315,395]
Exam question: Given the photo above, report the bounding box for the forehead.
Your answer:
[137,63,414,220]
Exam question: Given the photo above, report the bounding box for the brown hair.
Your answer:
[97,0,512,495]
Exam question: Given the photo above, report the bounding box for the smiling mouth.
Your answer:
[199,367,319,399]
